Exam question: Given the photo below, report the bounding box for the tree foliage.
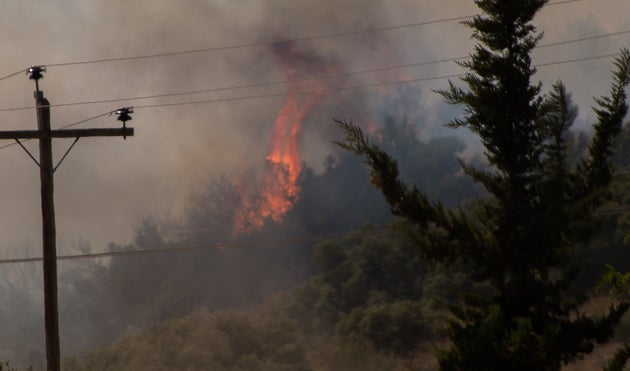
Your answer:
[285,230,446,354]
[63,310,309,371]
[0,361,31,371]
[46,115,482,360]
[335,0,630,369]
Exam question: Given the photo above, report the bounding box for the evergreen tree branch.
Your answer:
[604,343,630,371]
[333,118,483,264]
[335,2,630,369]
[584,49,630,191]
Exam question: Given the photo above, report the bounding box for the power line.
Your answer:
[0,0,584,81]
[538,29,630,49]
[0,5,608,102]
[0,187,616,265]
[0,55,468,113]
[0,229,394,265]
[546,0,585,4]
[44,14,473,69]
[0,48,620,112]
[0,44,625,115]
[0,69,26,82]
[130,72,464,110]
[536,52,623,67]
[56,111,113,130]
[38,0,580,69]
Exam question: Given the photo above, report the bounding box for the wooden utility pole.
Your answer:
[0,67,133,371]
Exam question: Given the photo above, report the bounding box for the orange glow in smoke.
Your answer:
[233,42,334,235]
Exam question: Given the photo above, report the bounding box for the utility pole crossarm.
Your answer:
[0,127,134,140]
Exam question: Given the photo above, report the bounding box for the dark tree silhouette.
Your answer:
[336,0,630,369]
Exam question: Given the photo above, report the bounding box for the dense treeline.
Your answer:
[62,233,433,370]
[61,121,630,370]
[35,122,630,370]
[63,228,465,370]
[59,126,479,369]
[56,119,477,351]
[61,167,630,370]
[0,113,478,369]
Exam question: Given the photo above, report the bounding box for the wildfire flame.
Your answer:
[233,41,336,235]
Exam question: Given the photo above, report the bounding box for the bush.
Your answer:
[336,300,433,354]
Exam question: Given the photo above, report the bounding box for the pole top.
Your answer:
[27,66,46,81]
[113,107,133,125]
[113,107,133,139]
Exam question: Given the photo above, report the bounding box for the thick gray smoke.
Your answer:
[0,0,625,249]
[0,0,627,368]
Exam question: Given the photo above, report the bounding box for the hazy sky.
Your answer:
[0,0,627,252]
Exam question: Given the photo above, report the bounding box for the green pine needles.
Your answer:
[335,0,630,369]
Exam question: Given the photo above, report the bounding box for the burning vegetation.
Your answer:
[233,41,337,235]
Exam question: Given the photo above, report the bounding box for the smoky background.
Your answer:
[0,0,626,368]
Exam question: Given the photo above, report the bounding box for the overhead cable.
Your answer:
[0,229,394,265]
[0,0,583,79]
[0,47,623,115]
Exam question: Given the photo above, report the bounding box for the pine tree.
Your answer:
[335,0,630,369]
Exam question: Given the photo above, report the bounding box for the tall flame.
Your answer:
[233,42,335,235]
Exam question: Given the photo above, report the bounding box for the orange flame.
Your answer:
[233,42,335,235]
